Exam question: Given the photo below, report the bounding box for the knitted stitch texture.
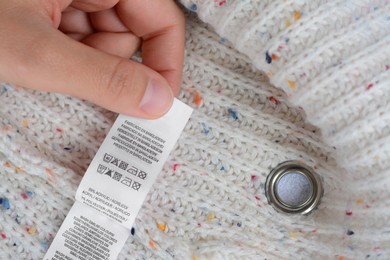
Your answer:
[180,0,390,177]
[0,7,389,260]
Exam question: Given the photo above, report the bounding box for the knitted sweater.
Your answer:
[0,2,389,259]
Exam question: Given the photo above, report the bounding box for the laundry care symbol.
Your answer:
[138,171,147,180]
[127,166,147,180]
[112,172,122,182]
[97,164,113,177]
[127,166,138,176]
[121,177,132,187]
[131,181,141,191]
[97,164,122,182]
[103,153,129,171]
[103,153,113,163]
[97,164,107,174]
[97,163,140,190]
[101,153,146,190]
[120,177,141,191]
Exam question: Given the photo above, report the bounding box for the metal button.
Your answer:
[265,161,323,214]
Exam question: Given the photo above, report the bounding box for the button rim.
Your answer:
[265,161,324,215]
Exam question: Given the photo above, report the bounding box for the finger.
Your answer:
[81,32,141,58]
[1,15,173,118]
[116,0,185,95]
[59,7,94,35]
[66,33,86,41]
[89,8,128,32]
[71,0,119,12]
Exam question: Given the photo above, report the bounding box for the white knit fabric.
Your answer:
[180,0,390,176]
[0,5,389,260]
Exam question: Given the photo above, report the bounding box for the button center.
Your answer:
[276,171,313,207]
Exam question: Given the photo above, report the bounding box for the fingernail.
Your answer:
[140,79,173,116]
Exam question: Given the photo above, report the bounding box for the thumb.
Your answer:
[1,18,174,118]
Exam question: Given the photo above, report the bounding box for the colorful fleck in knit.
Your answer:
[0,2,389,260]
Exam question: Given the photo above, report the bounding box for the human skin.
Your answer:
[0,0,185,118]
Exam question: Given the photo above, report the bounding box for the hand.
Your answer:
[0,0,185,118]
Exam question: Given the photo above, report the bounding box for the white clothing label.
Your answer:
[43,201,129,260]
[44,99,193,260]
